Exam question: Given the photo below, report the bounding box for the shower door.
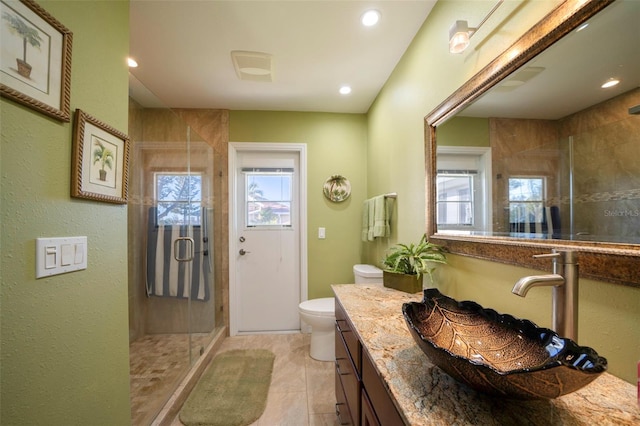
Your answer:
[128,81,217,425]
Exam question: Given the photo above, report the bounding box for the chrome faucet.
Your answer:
[511,249,578,341]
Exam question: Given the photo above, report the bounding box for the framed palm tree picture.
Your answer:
[1,0,73,121]
[71,109,130,204]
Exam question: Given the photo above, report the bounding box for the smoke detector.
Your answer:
[231,51,273,82]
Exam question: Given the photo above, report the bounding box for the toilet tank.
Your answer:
[353,264,383,284]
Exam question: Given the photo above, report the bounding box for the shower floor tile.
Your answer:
[130,333,212,426]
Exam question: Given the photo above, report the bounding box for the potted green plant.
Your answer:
[381,235,446,293]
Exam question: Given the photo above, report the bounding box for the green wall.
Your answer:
[1,1,131,424]
[437,117,489,147]
[230,111,368,299]
[366,0,639,384]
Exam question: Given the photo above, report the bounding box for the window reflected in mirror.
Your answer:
[436,88,640,244]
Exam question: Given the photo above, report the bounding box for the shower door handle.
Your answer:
[174,237,195,262]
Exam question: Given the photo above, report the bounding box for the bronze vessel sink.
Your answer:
[402,289,607,400]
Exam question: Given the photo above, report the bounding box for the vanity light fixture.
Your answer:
[601,78,620,88]
[576,22,589,32]
[339,86,352,95]
[361,10,380,27]
[127,57,138,68]
[449,0,503,54]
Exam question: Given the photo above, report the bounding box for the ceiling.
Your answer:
[460,0,640,120]
[128,0,437,113]
[129,1,639,118]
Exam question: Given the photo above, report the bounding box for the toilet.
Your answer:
[299,297,335,361]
[298,264,383,361]
[353,264,383,285]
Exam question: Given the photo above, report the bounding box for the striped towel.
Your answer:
[509,206,560,237]
[146,207,210,301]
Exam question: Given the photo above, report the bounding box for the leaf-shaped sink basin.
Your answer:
[402,289,607,400]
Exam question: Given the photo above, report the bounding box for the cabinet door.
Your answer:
[361,389,381,426]
[335,369,354,425]
[335,328,360,423]
[362,350,404,425]
[335,299,361,375]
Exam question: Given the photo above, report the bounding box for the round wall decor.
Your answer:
[323,175,351,203]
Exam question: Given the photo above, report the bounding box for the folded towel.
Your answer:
[384,196,394,236]
[361,199,370,242]
[361,195,394,241]
[373,195,394,238]
[372,195,387,238]
[367,198,375,241]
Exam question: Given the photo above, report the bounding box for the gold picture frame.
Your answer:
[1,0,73,121]
[71,109,130,204]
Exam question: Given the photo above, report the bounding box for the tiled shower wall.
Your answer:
[490,117,560,233]
[559,88,640,242]
[489,88,639,242]
[127,101,229,341]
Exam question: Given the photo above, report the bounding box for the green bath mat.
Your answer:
[179,349,275,426]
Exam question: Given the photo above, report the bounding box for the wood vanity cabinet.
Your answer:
[335,299,404,426]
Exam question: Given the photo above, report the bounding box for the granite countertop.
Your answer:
[332,284,640,426]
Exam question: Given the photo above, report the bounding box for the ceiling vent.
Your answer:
[494,67,545,92]
[231,51,273,82]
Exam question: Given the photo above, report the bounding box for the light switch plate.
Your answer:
[36,236,87,278]
[318,227,326,239]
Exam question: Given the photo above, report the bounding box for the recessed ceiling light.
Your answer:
[601,78,620,89]
[361,10,380,27]
[127,57,138,68]
[339,86,352,95]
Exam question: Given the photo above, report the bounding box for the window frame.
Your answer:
[243,169,294,229]
[436,172,475,228]
[435,146,492,233]
[154,171,203,226]
[507,175,546,226]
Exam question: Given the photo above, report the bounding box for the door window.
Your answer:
[243,169,293,227]
[437,173,475,226]
[436,147,491,233]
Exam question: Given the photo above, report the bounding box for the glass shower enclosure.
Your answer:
[127,75,223,425]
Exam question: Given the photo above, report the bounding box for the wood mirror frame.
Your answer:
[425,0,639,288]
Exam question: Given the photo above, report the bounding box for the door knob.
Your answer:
[239,249,250,255]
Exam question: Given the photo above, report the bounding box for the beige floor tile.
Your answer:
[271,350,307,393]
[257,391,309,426]
[306,359,336,414]
[162,333,340,426]
[309,413,341,426]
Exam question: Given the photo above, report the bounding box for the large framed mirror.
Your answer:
[426,0,640,287]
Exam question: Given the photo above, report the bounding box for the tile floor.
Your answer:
[130,333,215,426]
[169,333,340,426]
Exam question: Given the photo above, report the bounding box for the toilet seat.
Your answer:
[299,297,334,317]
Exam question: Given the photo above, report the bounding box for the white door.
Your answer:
[229,143,307,334]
